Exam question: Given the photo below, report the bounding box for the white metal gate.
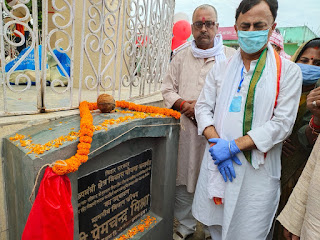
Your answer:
[0,0,174,116]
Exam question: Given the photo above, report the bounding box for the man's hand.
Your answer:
[305,87,320,145]
[283,228,300,240]
[217,157,242,182]
[282,138,296,157]
[307,87,320,123]
[181,100,196,119]
[209,138,241,164]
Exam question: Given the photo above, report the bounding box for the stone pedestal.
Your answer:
[2,111,180,239]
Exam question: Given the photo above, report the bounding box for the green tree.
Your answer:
[26,0,42,29]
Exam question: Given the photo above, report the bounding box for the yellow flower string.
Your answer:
[9,101,180,175]
[114,215,156,240]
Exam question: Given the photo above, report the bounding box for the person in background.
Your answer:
[4,0,31,53]
[274,37,320,239]
[161,4,236,240]
[283,38,320,156]
[192,0,302,239]
[278,137,320,240]
[269,29,291,59]
[277,38,320,240]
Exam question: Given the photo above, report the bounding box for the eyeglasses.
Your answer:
[193,21,216,30]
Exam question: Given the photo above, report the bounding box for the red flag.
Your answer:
[22,167,74,240]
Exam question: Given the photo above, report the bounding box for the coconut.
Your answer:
[97,94,115,113]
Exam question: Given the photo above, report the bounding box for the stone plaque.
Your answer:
[78,149,152,240]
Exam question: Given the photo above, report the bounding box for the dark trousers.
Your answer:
[15,30,30,53]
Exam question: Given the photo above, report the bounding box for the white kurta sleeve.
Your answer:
[247,61,302,153]
[195,66,218,135]
[160,56,182,108]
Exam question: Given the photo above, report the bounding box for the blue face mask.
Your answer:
[296,63,320,85]
[237,29,270,54]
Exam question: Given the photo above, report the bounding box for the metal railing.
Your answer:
[0,0,174,116]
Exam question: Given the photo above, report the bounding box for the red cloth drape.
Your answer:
[22,167,74,240]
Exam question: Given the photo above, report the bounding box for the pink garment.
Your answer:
[270,31,291,60]
[270,31,284,49]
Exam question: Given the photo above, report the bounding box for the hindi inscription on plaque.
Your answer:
[78,149,152,240]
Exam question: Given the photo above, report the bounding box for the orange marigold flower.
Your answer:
[88,102,98,110]
[137,225,145,232]
[66,157,82,173]
[77,142,91,150]
[79,136,92,143]
[79,129,93,137]
[114,215,156,240]
[9,133,25,141]
[80,123,94,131]
[77,148,90,155]
[75,154,88,163]
[52,160,68,175]
[115,100,180,119]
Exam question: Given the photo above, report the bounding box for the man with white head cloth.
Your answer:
[161,4,236,240]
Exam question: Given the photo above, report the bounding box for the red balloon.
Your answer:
[171,36,186,51]
[173,20,191,41]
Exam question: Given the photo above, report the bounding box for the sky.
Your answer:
[175,0,320,36]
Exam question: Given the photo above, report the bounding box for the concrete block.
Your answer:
[2,111,180,240]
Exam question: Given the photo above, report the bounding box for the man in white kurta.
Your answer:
[161,4,236,240]
[192,1,302,239]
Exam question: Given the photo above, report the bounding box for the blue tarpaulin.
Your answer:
[5,45,71,85]
[5,45,45,72]
[52,49,70,77]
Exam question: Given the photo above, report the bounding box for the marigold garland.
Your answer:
[114,215,156,240]
[52,101,97,175]
[9,101,180,175]
[116,101,181,119]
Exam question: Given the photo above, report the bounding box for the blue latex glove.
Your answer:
[217,156,242,182]
[209,138,241,164]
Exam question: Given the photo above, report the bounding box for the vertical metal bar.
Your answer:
[70,0,76,107]
[112,0,122,98]
[0,0,7,113]
[97,0,105,98]
[147,0,154,96]
[139,0,149,97]
[129,0,139,99]
[117,0,128,100]
[78,0,87,103]
[128,0,133,99]
[163,0,174,87]
[40,0,49,112]
[154,0,165,93]
[33,0,40,113]
[148,0,156,96]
